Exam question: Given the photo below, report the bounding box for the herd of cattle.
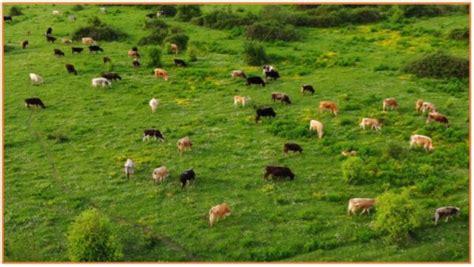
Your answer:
[8,8,461,228]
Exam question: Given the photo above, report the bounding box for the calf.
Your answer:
[283,143,303,154]
[255,107,276,123]
[347,198,375,215]
[149,98,159,112]
[25,98,46,109]
[29,73,44,85]
[180,168,195,189]
[383,98,398,111]
[72,47,84,54]
[103,56,112,64]
[65,64,77,75]
[22,40,29,49]
[427,112,449,128]
[231,70,246,79]
[143,129,165,142]
[89,45,104,53]
[410,134,434,151]
[359,118,382,131]
[46,35,57,43]
[124,159,134,179]
[154,68,169,81]
[133,58,140,67]
[82,37,96,45]
[152,166,169,183]
[271,92,291,104]
[247,76,265,87]
[433,207,460,225]
[264,166,295,180]
[233,96,249,107]
[209,203,231,227]
[91,77,111,88]
[177,137,192,154]
[319,101,338,116]
[301,84,315,95]
[170,43,179,54]
[174,59,187,67]
[101,72,122,81]
[265,69,280,81]
[62,37,72,44]
[4,16,13,22]
[309,120,324,139]
[54,48,65,57]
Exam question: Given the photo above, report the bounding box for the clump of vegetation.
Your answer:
[71,4,84,11]
[194,8,257,30]
[144,19,168,30]
[372,189,423,244]
[448,28,469,41]
[245,21,301,41]
[4,45,15,53]
[399,5,459,18]
[243,41,269,66]
[176,5,201,22]
[403,52,469,79]
[138,29,168,45]
[268,120,312,139]
[72,17,128,41]
[67,209,122,262]
[341,157,367,184]
[9,6,23,16]
[147,47,162,67]
[187,45,198,62]
[165,33,189,51]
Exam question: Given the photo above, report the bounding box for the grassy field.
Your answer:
[3,4,470,262]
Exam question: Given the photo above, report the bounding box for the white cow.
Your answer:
[92,78,111,88]
[309,120,324,139]
[149,98,159,112]
[29,73,44,85]
[124,159,134,179]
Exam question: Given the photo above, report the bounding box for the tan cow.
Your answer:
[383,98,398,111]
[177,137,192,154]
[348,198,376,215]
[149,98,159,113]
[234,96,249,107]
[359,118,382,131]
[170,43,179,54]
[128,50,139,58]
[319,101,338,116]
[82,37,96,45]
[52,10,60,16]
[341,150,358,157]
[152,166,169,183]
[410,134,433,151]
[209,203,231,227]
[416,99,424,112]
[422,102,436,113]
[62,37,72,44]
[427,112,449,128]
[154,68,169,81]
[309,120,324,139]
[231,70,246,79]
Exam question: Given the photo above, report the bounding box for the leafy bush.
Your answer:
[268,120,312,139]
[157,5,177,16]
[372,189,423,244]
[341,157,366,184]
[449,28,469,41]
[71,17,128,41]
[71,4,84,11]
[403,52,469,79]
[197,9,257,30]
[144,19,168,30]
[138,29,168,45]
[4,45,15,53]
[385,142,405,159]
[176,5,201,22]
[399,5,455,18]
[245,21,301,41]
[147,47,162,67]
[243,41,269,66]
[187,45,198,62]
[9,6,23,16]
[67,209,122,262]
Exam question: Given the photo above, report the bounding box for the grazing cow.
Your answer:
[341,150,358,157]
[170,43,178,54]
[347,198,375,215]
[152,166,169,183]
[143,129,165,142]
[101,72,122,81]
[359,118,382,131]
[29,73,44,85]
[416,99,424,112]
[89,45,104,53]
[133,58,140,67]
[231,70,246,79]
[82,37,96,45]
[54,48,65,57]
[433,207,460,225]
[128,49,140,58]
[247,76,265,87]
[149,98,159,112]
[52,10,60,16]
[301,84,315,95]
[255,107,276,123]
[264,166,295,180]
[383,98,398,111]
[46,35,57,43]
[22,40,29,49]
[100,7,107,13]
[209,203,231,227]
[233,96,249,107]
[91,77,111,88]
[68,15,76,21]
[103,56,112,64]
[71,47,84,54]
[124,159,134,179]
[309,120,324,139]
[262,65,275,74]
[174,59,187,67]
[24,98,46,109]
[265,69,280,81]
[180,168,195,189]
[62,37,72,44]
[154,68,169,81]
[422,102,437,113]
[319,101,338,116]
[271,92,291,104]
[427,112,449,128]
[283,143,303,154]
[177,137,192,154]
[4,16,13,22]
[65,64,77,75]
[410,134,434,151]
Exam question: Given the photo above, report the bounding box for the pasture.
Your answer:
[3,4,470,262]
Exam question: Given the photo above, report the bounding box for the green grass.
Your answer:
[3,4,469,262]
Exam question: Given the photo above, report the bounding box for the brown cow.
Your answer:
[154,68,169,81]
[347,198,375,215]
[233,96,249,107]
[209,203,231,227]
[359,118,382,131]
[319,101,338,116]
[341,150,358,157]
[170,43,179,54]
[433,207,460,225]
[231,70,246,79]
[383,98,398,111]
[152,166,169,183]
[271,92,291,104]
[177,137,192,154]
[82,37,96,45]
[410,134,433,151]
[427,112,449,128]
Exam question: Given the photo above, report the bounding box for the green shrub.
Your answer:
[71,4,84,11]
[165,33,189,51]
[385,142,405,159]
[71,17,128,41]
[399,5,455,18]
[144,19,168,30]
[138,29,168,45]
[403,52,469,79]
[157,5,177,16]
[176,5,201,22]
[243,41,269,66]
[245,21,301,41]
[147,47,162,67]
[372,189,423,244]
[198,9,257,30]
[9,6,23,16]
[268,120,312,139]
[4,45,15,53]
[187,45,198,62]
[67,209,122,262]
[342,157,366,184]
[448,28,469,41]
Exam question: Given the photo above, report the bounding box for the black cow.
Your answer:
[143,129,165,141]
[180,168,195,189]
[72,47,84,54]
[255,107,276,123]
[103,56,112,64]
[46,35,57,43]
[65,64,77,75]
[46,27,53,35]
[22,40,29,49]
[101,72,122,81]
[271,93,291,104]
[133,58,140,68]
[54,49,65,57]
[265,70,280,81]
[301,84,315,94]
[4,16,12,22]
[174,59,187,67]
[284,143,303,154]
[264,166,295,180]
[25,98,46,109]
[89,45,104,53]
[247,76,265,87]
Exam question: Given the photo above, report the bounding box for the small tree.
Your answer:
[341,157,366,184]
[9,6,23,16]
[372,189,423,244]
[165,33,189,51]
[187,45,198,62]
[147,47,162,67]
[176,5,201,22]
[243,41,269,66]
[67,209,122,262]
